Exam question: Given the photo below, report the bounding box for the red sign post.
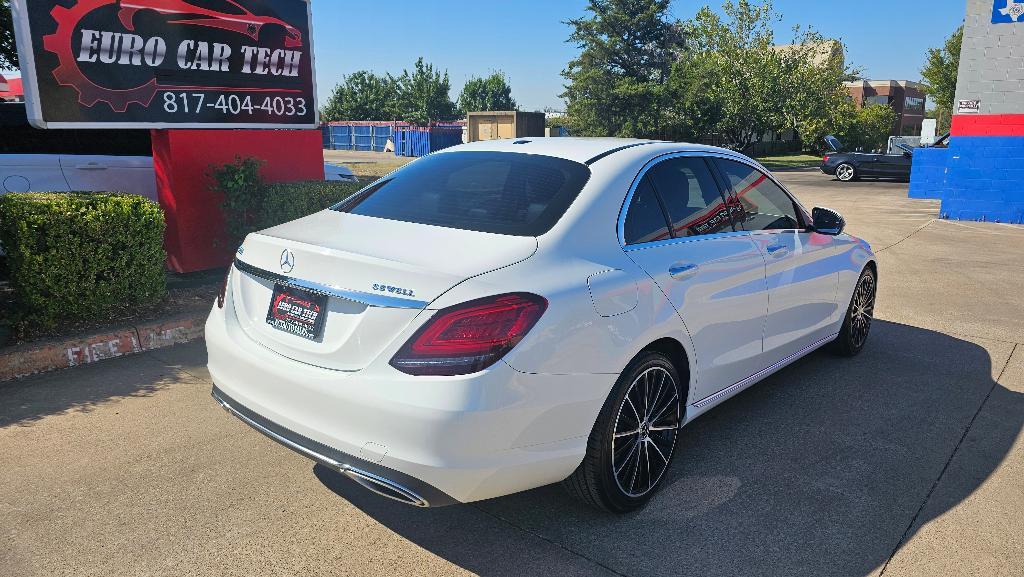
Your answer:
[152,128,324,272]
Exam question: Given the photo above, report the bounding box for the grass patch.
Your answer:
[756,154,823,170]
[323,151,414,182]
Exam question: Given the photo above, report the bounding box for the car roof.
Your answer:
[435,137,747,166]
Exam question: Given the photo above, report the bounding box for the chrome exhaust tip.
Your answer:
[340,466,430,508]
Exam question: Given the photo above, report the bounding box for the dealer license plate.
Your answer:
[266,284,327,341]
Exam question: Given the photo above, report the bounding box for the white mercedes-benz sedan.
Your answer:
[207,138,877,512]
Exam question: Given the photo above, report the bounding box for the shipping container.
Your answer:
[467,111,545,142]
[392,126,464,157]
[322,122,397,152]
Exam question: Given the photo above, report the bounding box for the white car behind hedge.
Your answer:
[0,103,355,200]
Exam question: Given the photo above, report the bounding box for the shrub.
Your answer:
[211,156,364,243]
[211,156,265,248]
[0,192,167,331]
[258,180,364,229]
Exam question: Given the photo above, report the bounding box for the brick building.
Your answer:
[908,0,1024,223]
[844,80,927,137]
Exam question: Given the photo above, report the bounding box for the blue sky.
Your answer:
[311,0,967,111]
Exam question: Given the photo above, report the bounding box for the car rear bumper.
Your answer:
[212,385,454,507]
[820,164,836,175]
[205,302,615,505]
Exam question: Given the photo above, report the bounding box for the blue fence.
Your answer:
[392,126,463,157]
[322,124,393,152]
[322,123,462,157]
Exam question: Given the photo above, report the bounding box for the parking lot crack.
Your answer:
[875,219,935,253]
[470,504,633,577]
[878,342,1019,575]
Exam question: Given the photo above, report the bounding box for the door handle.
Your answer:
[766,244,790,258]
[668,263,699,280]
[75,163,107,170]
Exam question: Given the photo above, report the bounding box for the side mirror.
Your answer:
[812,207,845,236]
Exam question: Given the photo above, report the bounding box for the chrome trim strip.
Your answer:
[692,333,838,409]
[622,230,754,252]
[233,258,430,310]
[212,389,430,507]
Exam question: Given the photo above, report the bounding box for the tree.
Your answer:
[921,25,962,133]
[801,100,896,154]
[673,1,786,149]
[848,103,897,152]
[1,0,18,69]
[457,71,516,114]
[777,32,858,152]
[561,0,682,138]
[666,1,858,153]
[320,71,398,122]
[394,57,458,126]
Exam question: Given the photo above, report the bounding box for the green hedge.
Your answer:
[211,157,365,246]
[0,192,167,330]
[257,180,363,229]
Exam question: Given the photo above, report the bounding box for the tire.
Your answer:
[831,267,877,356]
[563,351,683,513]
[836,163,857,182]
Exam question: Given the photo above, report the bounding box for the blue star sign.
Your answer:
[994,0,1024,23]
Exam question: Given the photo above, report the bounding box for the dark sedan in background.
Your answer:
[820,135,914,182]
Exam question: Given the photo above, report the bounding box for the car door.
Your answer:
[621,154,768,401]
[60,155,158,201]
[0,154,70,194]
[875,147,913,179]
[852,152,884,176]
[713,158,839,366]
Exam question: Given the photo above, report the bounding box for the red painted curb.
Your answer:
[0,312,208,382]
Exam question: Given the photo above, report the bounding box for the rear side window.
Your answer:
[647,157,734,237]
[715,159,804,231]
[623,176,671,244]
[336,151,591,236]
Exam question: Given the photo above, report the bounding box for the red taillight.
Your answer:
[822,156,830,163]
[217,267,231,309]
[390,293,548,376]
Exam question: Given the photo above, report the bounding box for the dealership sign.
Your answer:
[11,0,317,129]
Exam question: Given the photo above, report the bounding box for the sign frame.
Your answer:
[10,0,320,130]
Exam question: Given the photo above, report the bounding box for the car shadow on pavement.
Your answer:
[316,320,1021,577]
[0,355,180,428]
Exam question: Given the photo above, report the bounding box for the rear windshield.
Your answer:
[334,151,591,236]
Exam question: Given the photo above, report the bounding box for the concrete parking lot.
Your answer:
[2,171,1022,577]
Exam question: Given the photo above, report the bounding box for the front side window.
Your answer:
[715,159,803,231]
[336,151,591,236]
[646,157,734,238]
[623,176,671,245]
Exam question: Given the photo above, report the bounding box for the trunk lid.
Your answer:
[230,210,537,371]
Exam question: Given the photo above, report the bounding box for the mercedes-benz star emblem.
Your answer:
[280,249,295,274]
